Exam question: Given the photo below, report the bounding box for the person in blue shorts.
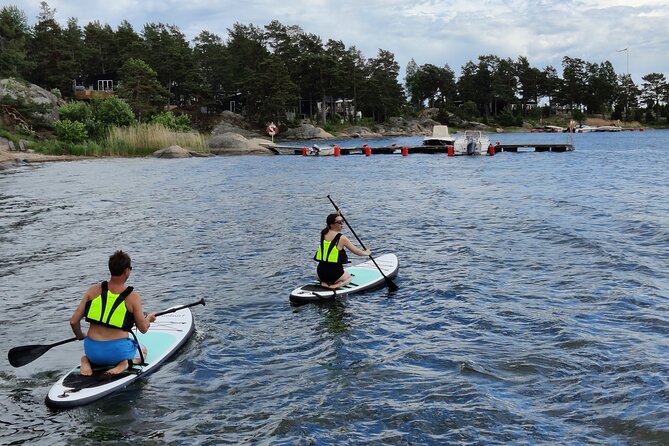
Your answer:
[69,251,156,376]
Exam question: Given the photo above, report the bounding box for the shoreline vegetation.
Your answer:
[0,116,651,171]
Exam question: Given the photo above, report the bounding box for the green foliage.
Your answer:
[90,97,135,127]
[150,111,191,131]
[458,101,480,121]
[116,58,169,120]
[496,109,516,127]
[54,119,88,143]
[572,109,586,123]
[59,101,92,122]
[0,5,31,78]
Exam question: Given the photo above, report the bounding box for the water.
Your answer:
[1,130,668,445]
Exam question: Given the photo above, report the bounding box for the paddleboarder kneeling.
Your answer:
[69,251,156,376]
[315,213,371,289]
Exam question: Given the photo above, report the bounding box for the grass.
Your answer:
[104,123,210,156]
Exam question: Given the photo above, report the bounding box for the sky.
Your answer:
[8,0,669,85]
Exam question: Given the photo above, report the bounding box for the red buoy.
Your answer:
[447,146,454,157]
[488,144,495,156]
[334,145,341,157]
[302,147,308,156]
[364,145,372,156]
[402,146,409,156]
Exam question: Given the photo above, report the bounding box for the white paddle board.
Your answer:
[45,305,195,409]
[290,253,399,304]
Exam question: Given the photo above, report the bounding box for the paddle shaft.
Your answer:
[155,298,205,317]
[8,298,206,367]
[326,195,398,291]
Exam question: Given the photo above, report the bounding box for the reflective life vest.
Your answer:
[314,233,348,264]
[85,281,135,331]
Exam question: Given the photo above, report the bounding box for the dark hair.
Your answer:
[108,250,132,276]
[321,213,339,236]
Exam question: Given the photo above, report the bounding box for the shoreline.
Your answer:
[0,148,94,170]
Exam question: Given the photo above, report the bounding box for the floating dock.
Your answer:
[268,142,574,156]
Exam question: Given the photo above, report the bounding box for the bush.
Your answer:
[150,111,191,131]
[59,101,93,123]
[496,109,516,127]
[91,97,135,127]
[54,119,88,143]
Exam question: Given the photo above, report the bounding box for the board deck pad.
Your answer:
[289,253,399,304]
[45,307,195,409]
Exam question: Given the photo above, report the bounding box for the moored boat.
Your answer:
[423,125,455,146]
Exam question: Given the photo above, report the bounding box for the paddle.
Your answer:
[7,298,206,368]
[327,195,398,292]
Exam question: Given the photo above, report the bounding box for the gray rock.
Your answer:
[282,123,334,140]
[0,78,60,125]
[153,145,192,158]
[208,132,273,155]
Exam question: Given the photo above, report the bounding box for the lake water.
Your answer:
[1,130,667,445]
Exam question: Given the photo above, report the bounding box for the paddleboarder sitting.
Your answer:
[69,251,156,376]
[315,213,371,289]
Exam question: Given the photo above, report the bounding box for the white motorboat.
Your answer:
[423,125,455,146]
[452,130,491,156]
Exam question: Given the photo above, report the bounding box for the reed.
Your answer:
[104,123,209,156]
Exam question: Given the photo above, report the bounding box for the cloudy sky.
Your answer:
[9,0,669,84]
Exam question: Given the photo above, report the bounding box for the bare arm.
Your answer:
[126,292,156,334]
[69,284,99,340]
[340,235,371,257]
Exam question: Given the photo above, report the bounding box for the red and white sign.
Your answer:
[267,123,278,136]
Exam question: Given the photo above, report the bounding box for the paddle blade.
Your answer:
[386,278,399,292]
[8,344,51,367]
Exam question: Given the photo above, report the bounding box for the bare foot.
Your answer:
[104,360,129,376]
[79,356,93,376]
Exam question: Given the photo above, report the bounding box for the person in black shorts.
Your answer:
[314,213,371,289]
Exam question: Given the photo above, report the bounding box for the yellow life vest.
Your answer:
[85,281,135,331]
[314,233,343,263]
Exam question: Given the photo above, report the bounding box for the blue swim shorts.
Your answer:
[84,337,139,366]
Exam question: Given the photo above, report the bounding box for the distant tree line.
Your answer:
[1,2,668,127]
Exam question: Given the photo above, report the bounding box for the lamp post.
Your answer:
[617,47,630,120]
[617,47,629,75]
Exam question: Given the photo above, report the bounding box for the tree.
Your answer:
[140,23,197,107]
[193,30,230,109]
[583,61,617,114]
[614,74,639,120]
[116,58,168,120]
[358,49,404,121]
[243,54,299,124]
[640,72,667,121]
[0,5,31,78]
[25,2,78,94]
[516,56,543,112]
[560,56,587,111]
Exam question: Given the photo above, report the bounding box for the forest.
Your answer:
[1,2,668,128]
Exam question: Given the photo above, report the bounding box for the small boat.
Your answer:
[574,124,598,133]
[423,125,455,146]
[594,125,622,132]
[452,130,491,156]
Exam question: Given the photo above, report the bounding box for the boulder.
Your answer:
[0,78,60,125]
[153,145,193,158]
[342,126,381,138]
[208,132,273,155]
[281,123,334,140]
[211,111,259,138]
